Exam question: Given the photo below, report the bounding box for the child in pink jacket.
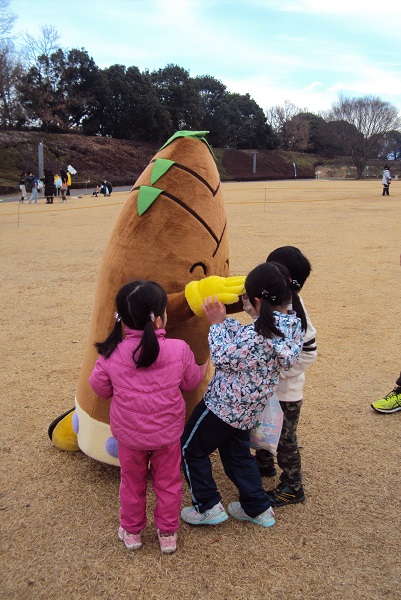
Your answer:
[89,280,205,554]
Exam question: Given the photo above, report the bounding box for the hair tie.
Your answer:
[261,289,277,303]
[114,312,121,322]
[290,279,301,291]
[150,311,155,322]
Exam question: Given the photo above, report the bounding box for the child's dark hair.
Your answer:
[245,263,292,339]
[266,246,311,331]
[95,280,168,368]
[266,246,312,290]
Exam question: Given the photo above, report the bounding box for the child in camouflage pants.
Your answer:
[257,246,317,506]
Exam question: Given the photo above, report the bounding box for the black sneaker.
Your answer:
[266,482,305,506]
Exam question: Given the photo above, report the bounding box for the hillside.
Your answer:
[0,130,355,194]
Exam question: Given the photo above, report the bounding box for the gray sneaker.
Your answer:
[181,501,228,525]
[228,502,275,527]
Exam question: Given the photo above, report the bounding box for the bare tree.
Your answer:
[0,43,25,128]
[20,24,61,68]
[0,0,16,40]
[265,100,309,150]
[327,94,401,178]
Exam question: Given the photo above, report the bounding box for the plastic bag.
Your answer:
[250,393,283,454]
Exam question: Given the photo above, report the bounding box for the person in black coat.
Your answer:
[43,169,56,204]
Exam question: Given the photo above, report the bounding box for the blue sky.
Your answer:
[10,0,401,114]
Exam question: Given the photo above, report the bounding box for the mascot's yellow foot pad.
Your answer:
[48,408,80,452]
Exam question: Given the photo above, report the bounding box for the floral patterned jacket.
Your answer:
[203,312,304,430]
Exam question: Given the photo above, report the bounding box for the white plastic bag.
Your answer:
[250,393,283,454]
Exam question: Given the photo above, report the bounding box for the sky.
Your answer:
[9,0,401,114]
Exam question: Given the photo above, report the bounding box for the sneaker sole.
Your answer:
[371,404,401,413]
[181,513,228,525]
[227,508,275,528]
[181,514,229,525]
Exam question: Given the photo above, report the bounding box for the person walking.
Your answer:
[382,165,392,196]
[19,172,27,202]
[60,169,68,202]
[27,172,38,203]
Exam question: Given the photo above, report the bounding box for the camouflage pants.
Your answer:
[255,400,303,489]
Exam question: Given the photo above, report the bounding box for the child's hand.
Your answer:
[202,296,226,325]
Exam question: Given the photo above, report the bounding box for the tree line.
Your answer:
[1,1,400,178]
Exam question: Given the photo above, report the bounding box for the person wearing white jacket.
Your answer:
[256,246,317,506]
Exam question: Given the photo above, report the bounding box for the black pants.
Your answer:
[382,185,389,196]
[256,400,303,489]
[396,372,401,387]
[181,400,270,517]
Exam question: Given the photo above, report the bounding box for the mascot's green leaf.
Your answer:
[151,159,175,185]
[137,186,163,216]
[159,130,215,159]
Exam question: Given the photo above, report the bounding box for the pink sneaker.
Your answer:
[118,526,142,550]
[157,529,178,554]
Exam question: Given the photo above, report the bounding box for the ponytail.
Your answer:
[95,320,123,357]
[133,320,160,368]
[245,263,292,340]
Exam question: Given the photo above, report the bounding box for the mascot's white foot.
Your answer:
[48,401,120,466]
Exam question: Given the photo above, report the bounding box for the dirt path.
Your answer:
[1,180,400,599]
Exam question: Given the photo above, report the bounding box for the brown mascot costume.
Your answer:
[49,131,244,465]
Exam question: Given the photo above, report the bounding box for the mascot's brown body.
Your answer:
[49,131,244,465]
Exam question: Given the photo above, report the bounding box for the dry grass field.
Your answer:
[1,179,400,600]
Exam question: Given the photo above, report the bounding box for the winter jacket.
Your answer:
[43,171,56,197]
[276,297,317,402]
[25,175,35,192]
[89,327,203,450]
[203,312,304,430]
[382,169,391,186]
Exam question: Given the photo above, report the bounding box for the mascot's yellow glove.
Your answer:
[185,275,246,317]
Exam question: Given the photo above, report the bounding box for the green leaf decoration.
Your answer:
[150,158,175,185]
[158,130,215,159]
[137,186,163,216]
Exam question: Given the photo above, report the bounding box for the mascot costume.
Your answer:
[49,131,245,466]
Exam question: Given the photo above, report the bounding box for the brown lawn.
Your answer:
[1,179,400,600]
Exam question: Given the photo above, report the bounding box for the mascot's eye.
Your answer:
[190,262,207,276]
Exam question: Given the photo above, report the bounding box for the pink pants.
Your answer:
[118,440,182,535]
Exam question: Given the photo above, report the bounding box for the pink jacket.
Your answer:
[89,327,203,450]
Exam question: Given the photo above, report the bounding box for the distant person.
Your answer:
[382,165,392,196]
[371,371,401,413]
[66,169,72,196]
[19,172,27,202]
[43,169,56,204]
[54,173,62,197]
[89,280,204,554]
[100,178,112,196]
[92,186,101,197]
[60,169,68,202]
[26,172,38,204]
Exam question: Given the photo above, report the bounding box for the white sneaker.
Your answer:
[181,501,228,525]
[228,502,275,528]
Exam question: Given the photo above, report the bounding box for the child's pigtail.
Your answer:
[95,316,123,357]
[256,291,284,339]
[133,314,160,368]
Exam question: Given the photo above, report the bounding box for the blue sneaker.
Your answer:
[181,502,228,525]
[228,502,275,527]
